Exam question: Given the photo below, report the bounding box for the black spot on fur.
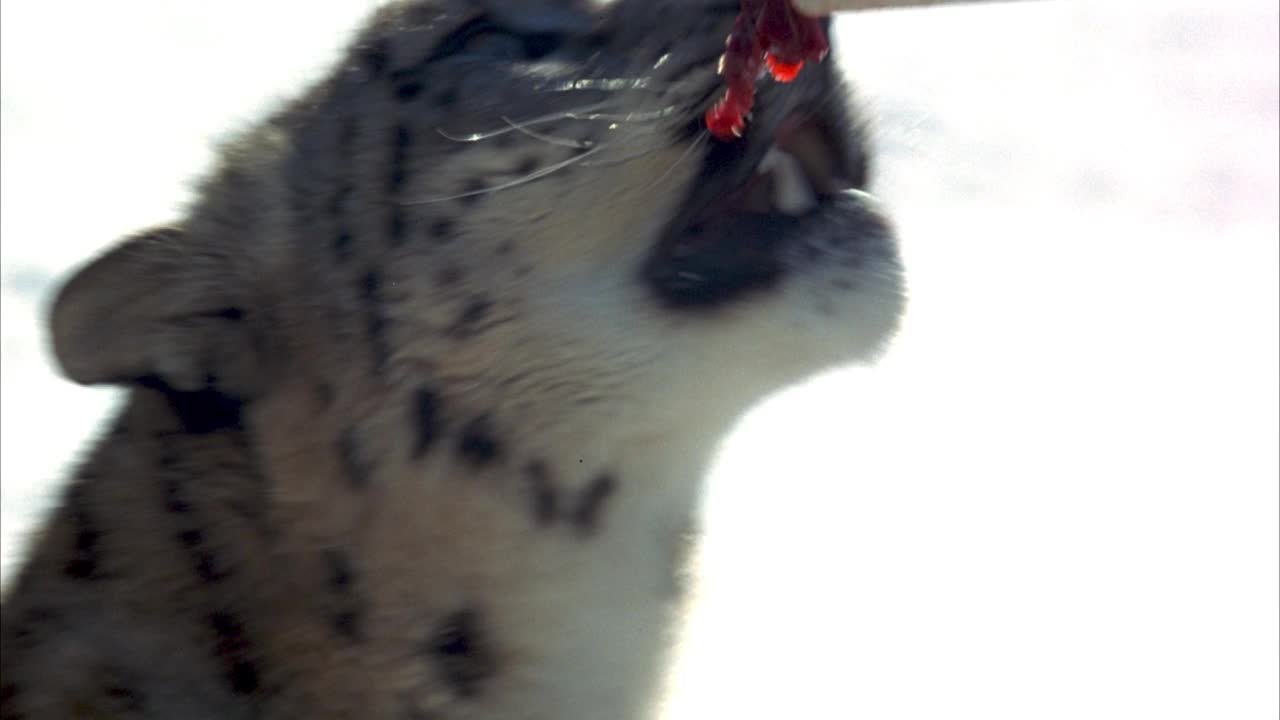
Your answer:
[63,486,101,581]
[194,551,228,583]
[457,416,501,466]
[326,550,354,590]
[208,611,260,695]
[166,474,234,583]
[388,210,406,246]
[157,443,178,469]
[448,297,492,339]
[326,550,363,640]
[339,429,372,488]
[10,606,60,651]
[411,387,442,459]
[395,80,423,101]
[0,683,20,720]
[164,476,191,513]
[360,271,391,373]
[103,678,145,713]
[521,33,564,60]
[525,461,559,526]
[334,231,354,262]
[333,610,361,640]
[174,522,228,583]
[429,609,495,699]
[429,219,455,243]
[570,474,617,536]
[389,124,411,193]
[513,156,539,176]
[458,179,486,206]
[361,39,390,77]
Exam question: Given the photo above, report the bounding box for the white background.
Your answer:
[2,2,1277,718]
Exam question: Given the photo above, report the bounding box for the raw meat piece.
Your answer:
[704,0,830,141]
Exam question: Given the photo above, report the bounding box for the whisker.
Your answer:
[535,76,703,94]
[563,106,680,123]
[435,99,676,145]
[435,102,618,143]
[579,140,693,174]
[401,145,606,205]
[500,116,596,150]
[636,129,709,192]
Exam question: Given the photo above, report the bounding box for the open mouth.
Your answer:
[642,108,864,309]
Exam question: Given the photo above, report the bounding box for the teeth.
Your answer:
[757,147,817,215]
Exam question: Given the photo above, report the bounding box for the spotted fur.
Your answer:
[0,1,903,718]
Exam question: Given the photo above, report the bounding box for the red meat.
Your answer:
[705,0,830,141]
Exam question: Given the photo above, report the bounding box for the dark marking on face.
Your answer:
[0,682,18,717]
[429,608,495,699]
[333,610,361,640]
[448,296,492,339]
[208,611,260,695]
[326,549,354,590]
[360,271,391,373]
[325,550,363,640]
[196,552,228,583]
[173,519,229,583]
[102,674,146,713]
[63,485,102,581]
[395,79,424,102]
[164,476,191,514]
[178,528,204,548]
[570,474,617,536]
[457,416,501,466]
[513,156,539,176]
[390,124,411,193]
[334,231,354,262]
[361,38,390,77]
[10,606,60,651]
[387,126,411,246]
[389,210,406,246]
[411,387,442,459]
[525,461,559,526]
[339,428,372,488]
[458,179,486,206]
[429,219,455,243]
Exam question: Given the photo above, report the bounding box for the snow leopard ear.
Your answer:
[50,226,267,401]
